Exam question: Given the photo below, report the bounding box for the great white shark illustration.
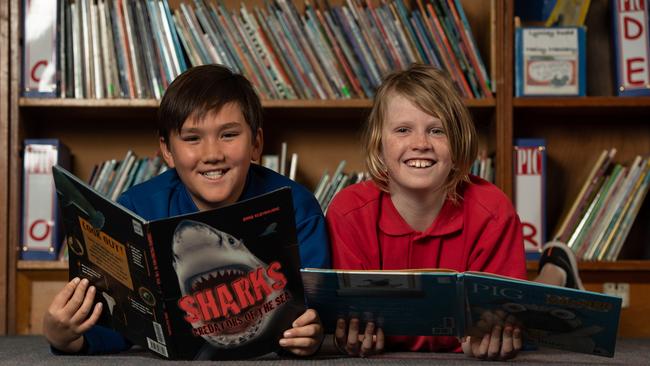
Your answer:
[172,220,278,348]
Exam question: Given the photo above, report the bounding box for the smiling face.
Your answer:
[160,102,262,211]
[381,94,453,198]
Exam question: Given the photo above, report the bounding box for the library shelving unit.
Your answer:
[2,0,649,338]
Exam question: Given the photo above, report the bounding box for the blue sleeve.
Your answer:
[296,214,331,269]
[49,325,132,355]
[84,325,132,354]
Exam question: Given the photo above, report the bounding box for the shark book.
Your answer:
[302,269,621,357]
[53,166,304,360]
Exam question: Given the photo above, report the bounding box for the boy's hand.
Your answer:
[461,324,522,360]
[43,278,103,353]
[334,318,384,357]
[278,309,324,356]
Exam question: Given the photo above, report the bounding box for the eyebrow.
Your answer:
[180,121,244,134]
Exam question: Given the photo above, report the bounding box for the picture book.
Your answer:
[302,269,621,357]
[514,139,546,259]
[515,27,586,96]
[52,166,305,360]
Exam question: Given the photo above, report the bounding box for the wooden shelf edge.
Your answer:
[514,96,650,108]
[17,260,68,271]
[527,260,650,272]
[19,97,495,109]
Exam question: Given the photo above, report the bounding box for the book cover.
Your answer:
[302,268,621,357]
[612,0,650,96]
[514,139,546,259]
[463,272,620,357]
[53,166,305,360]
[515,27,587,96]
[21,139,71,260]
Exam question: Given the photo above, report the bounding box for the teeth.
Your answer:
[202,170,224,178]
[406,159,433,168]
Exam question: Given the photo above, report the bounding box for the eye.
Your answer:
[228,237,235,245]
[395,127,409,134]
[181,135,199,142]
[429,127,445,135]
[222,131,241,140]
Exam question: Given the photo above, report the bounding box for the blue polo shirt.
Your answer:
[79,164,331,354]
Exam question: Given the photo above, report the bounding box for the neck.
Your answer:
[389,186,447,232]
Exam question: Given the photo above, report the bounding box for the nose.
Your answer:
[410,130,431,151]
[201,139,225,163]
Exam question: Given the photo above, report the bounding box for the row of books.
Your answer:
[23,0,492,100]
[88,150,169,201]
[471,151,494,183]
[555,150,650,261]
[314,160,368,213]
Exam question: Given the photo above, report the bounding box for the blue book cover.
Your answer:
[611,0,650,96]
[514,138,547,259]
[301,269,464,336]
[302,269,621,357]
[463,272,620,358]
[515,27,586,96]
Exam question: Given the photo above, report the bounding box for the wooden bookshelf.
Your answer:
[2,0,650,338]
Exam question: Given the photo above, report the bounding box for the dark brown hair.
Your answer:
[157,64,263,143]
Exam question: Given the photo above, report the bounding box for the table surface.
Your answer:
[0,336,647,365]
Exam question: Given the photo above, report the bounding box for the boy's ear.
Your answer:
[159,137,175,168]
[252,128,263,163]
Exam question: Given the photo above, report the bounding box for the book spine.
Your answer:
[514,139,546,256]
[21,140,70,260]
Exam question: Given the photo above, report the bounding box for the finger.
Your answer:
[513,327,523,351]
[346,318,360,355]
[334,318,347,351]
[70,285,97,324]
[477,332,490,359]
[64,278,90,315]
[50,278,81,310]
[292,308,318,328]
[359,322,375,357]
[279,336,318,351]
[500,325,514,359]
[375,327,385,353]
[470,335,482,357]
[487,325,502,360]
[77,302,103,334]
[283,323,319,339]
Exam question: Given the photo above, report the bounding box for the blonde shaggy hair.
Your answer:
[362,64,477,203]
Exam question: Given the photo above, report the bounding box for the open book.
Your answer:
[301,268,621,357]
[53,166,305,360]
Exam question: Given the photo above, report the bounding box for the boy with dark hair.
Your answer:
[43,65,330,357]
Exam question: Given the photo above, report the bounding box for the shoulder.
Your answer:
[328,180,382,217]
[460,175,516,221]
[120,169,180,202]
[247,164,321,216]
[117,169,184,218]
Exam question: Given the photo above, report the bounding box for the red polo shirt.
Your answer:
[326,176,526,352]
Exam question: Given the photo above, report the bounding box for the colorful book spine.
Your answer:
[514,139,546,258]
[21,139,71,260]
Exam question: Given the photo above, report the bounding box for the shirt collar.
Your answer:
[378,192,464,237]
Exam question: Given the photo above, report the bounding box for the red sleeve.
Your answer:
[326,205,368,270]
[468,209,527,280]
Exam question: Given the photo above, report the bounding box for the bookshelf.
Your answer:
[2,0,650,339]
